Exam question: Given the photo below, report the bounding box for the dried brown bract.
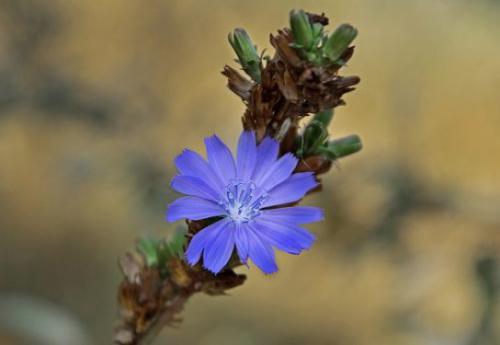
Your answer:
[224,17,360,146]
[114,254,245,344]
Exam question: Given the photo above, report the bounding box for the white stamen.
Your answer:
[220,180,267,223]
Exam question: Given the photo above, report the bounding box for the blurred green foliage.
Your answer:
[137,227,186,276]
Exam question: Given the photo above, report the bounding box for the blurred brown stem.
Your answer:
[134,295,187,345]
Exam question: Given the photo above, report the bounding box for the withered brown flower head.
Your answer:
[223,15,360,146]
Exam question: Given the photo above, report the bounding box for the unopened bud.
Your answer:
[323,134,362,159]
[323,24,358,62]
[228,28,261,82]
[290,9,314,50]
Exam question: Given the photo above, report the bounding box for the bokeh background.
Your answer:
[0,0,499,344]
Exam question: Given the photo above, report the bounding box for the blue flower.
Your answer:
[166,131,323,274]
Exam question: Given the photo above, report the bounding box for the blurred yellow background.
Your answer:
[0,0,499,344]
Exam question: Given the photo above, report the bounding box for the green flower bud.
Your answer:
[290,9,314,50]
[301,120,328,156]
[228,28,261,82]
[320,134,362,160]
[323,24,358,62]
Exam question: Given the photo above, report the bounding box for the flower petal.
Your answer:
[262,172,318,207]
[253,218,316,254]
[203,221,235,274]
[234,223,249,264]
[251,137,279,182]
[171,175,221,201]
[204,135,236,185]
[260,206,324,225]
[246,223,278,274]
[185,219,230,265]
[166,196,225,222]
[236,131,257,180]
[255,153,298,191]
[174,149,222,190]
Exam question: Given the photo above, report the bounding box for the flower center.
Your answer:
[220,180,267,223]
